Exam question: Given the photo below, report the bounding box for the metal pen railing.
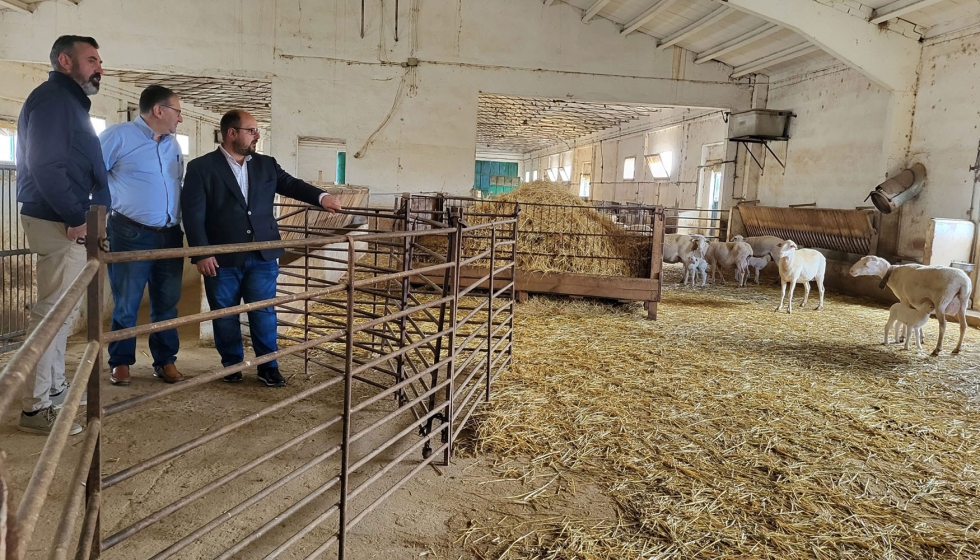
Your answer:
[0,197,516,560]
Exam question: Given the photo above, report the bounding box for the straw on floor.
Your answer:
[462,267,980,559]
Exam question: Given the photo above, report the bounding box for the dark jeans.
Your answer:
[203,256,280,370]
[107,215,184,370]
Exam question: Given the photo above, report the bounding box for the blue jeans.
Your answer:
[203,256,280,370]
[107,215,184,370]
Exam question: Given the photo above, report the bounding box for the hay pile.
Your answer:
[462,274,980,559]
[427,181,651,277]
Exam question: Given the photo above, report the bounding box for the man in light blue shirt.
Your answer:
[100,85,186,386]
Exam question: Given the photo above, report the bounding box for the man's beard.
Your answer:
[78,72,101,96]
[233,140,257,157]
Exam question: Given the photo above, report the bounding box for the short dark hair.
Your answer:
[49,35,99,71]
[139,85,177,114]
[219,110,246,138]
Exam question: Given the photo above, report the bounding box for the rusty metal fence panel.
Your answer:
[0,201,515,560]
[738,205,877,255]
[0,163,35,354]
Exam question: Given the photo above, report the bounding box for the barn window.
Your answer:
[623,156,636,180]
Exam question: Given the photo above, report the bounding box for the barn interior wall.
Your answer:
[0,0,752,204]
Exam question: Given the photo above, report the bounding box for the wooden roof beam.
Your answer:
[658,6,732,49]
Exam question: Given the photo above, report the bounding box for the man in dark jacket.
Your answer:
[16,35,109,435]
[181,110,341,387]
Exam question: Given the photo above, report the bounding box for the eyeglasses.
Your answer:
[160,105,182,117]
[233,127,260,136]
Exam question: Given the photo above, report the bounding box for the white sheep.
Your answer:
[745,254,772,285]
[884,302,932,351]
[850,255,971,355]
[704,240,752,286]
[774,240,826,314]
[663,234,709,284]
[685,256,707,287]
[732,235,786,260]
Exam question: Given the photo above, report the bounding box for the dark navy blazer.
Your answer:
[180,149,325,267]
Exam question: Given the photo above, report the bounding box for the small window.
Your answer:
[558,167,570,182]
[623,156,636,181]
[175,134,190,156]
[546,168,559,182]
[532,170,538,181]
[645,152,671,179]
[0,129,14,162]
[579,173,591,198]
[525,171,530,182]
[90,117,107,136]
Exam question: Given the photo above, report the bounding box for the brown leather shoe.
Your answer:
[153,364,184,384]
[110,365,131,386]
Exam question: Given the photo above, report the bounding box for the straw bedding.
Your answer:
[421,181,652,277]
[460,265,980,559]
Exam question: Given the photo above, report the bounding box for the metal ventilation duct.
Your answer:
[869,163,927,214]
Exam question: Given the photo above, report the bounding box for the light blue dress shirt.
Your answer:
[100,116,184,228]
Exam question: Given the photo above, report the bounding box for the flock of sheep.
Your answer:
[661,233,972,356]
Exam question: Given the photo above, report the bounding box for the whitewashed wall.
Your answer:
[0,0,753,200]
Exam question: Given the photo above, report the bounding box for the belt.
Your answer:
[109,210,179,233]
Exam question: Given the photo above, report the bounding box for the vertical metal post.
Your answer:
[442,208,462,466]
[338,239,357,560]
[84,206,105,559]
[303,208,310,379]
[486,222,496,402]
[396,195,412,406]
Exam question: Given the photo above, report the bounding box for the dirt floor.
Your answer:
[2,264,979,559]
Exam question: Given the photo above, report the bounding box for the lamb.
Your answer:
[774,240,826,314]
[884,302,933,351]
[745,254,772,285]
[685,256,708,287]
[663,234,709,284]
[704,240,752,286]
[850,255,971,355]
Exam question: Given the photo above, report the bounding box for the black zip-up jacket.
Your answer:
[16,71,110,227]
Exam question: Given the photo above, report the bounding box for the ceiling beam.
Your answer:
[621,0,681,36]
[731,43,821,77]
[870,0,944,24]
[693,23,780,64]
[582,0,613,23]
[721,0,920,92]
[658,6,732,49]
[0,0,34,14]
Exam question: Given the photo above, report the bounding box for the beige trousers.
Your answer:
[20,215,86,412]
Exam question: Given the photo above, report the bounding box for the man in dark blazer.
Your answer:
[181,110,341,387]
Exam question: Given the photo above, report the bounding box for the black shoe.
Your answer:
[223,372,243,383]
[257,368,286,387]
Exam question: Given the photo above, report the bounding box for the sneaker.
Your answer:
[257,368,286,387]
[18,407,83,436]
[50,382,87,408]
[223,372,243,383]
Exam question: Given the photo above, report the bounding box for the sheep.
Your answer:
[704,240,752,286]
[745,254,773,285]
[884,302,933,351]
[685,256,708,287]
[663,234,709,284]
[732,235,786,259]
[774,240,826,314]
[850,255,971,355]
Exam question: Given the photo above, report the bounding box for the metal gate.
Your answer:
[0,163,34,354]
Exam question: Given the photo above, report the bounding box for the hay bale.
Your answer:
[460,181,653,277]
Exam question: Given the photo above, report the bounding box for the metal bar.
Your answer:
[763,142,786,169]
[0,259,98,415]
[104,329,346,416]
[48,418,101,560]
[103,374,345,488]
[73,492,100,560]
[101,413,345,550]
[103,234,348,263]
[15,340,99,552]
[338,242,357,560]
